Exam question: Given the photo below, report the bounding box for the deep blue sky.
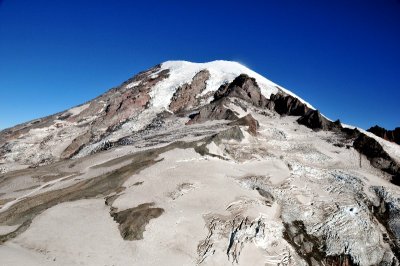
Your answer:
[1,0,399,130]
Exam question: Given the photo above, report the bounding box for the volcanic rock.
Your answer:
[169,69,210,113]
[297,110,341,131]
[213,74,270,107]
[186,98,238,124]
[368,125,400,145]
[353,133,400,181]
[228,114,259,136]
[269,92,311,116]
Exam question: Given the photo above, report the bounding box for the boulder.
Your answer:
[228,114,259,136]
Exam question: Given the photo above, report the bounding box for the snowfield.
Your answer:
[1,113,399,265]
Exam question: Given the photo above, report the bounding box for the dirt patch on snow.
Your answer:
[0,149,162,242]
[110,202,164,240]
[0,139,213,243]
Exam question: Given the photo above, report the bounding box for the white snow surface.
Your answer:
[149,60,314,110]
[67,103,90,116]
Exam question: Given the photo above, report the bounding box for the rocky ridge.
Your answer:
[368,125,400,146]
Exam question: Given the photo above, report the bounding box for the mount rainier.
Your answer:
[0,60,399,266]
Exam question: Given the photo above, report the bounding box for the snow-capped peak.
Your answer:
[148,60,314,110]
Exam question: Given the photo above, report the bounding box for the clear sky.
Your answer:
[0,0,399,130]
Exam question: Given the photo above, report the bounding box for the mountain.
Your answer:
[0,61,400,266]
[0,61,313,172]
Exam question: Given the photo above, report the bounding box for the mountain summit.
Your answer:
[0,61,400,265]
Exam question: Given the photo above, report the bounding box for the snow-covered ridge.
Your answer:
[148,61,399,161]
[342,123,400,163]
[148,60,314,110]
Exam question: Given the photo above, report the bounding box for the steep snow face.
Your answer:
[148,60,314,110]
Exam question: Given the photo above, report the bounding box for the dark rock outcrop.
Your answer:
[187,74,267,125]
[353,133,400,181]
[297,110,342,131]
[228,114,259,136]
[268,93,311,116]
[213,74,269,107]
[111,202,164,240]
[186,73,323,132]
[367,125,400,145]
[169,70,210,113]
[186,98,238,124]
[354,134,391,160]
[283,220,357,266]
[341,127,361,140]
